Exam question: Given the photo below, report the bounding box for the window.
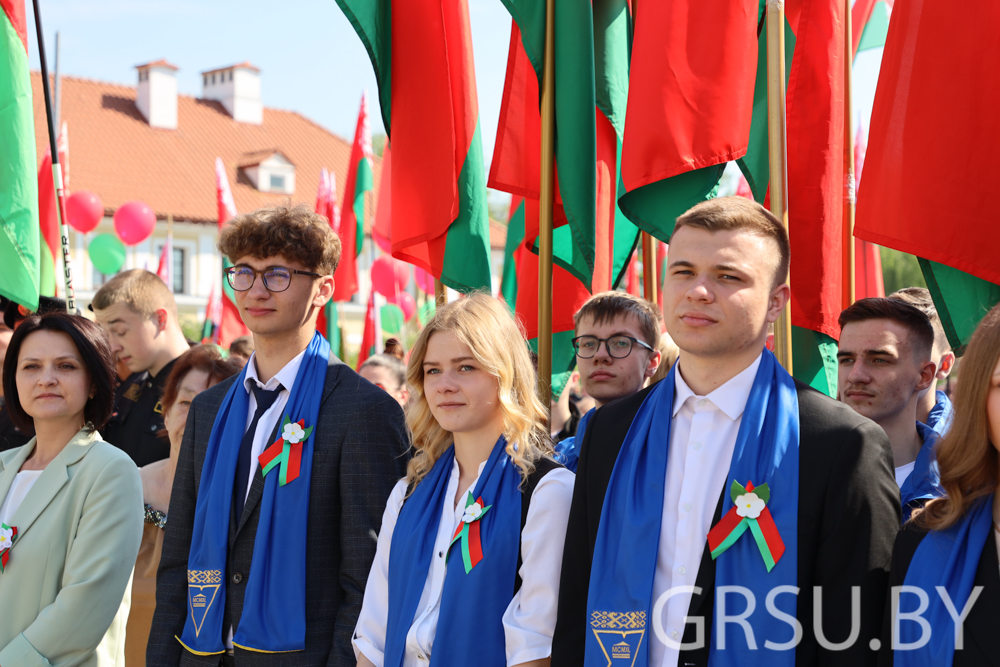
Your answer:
[269,174,286,191]
[203,75,208,86]
[154,246,186,293]
[211,73,216,84]
[93,266,114,287]
[229,71,234,81]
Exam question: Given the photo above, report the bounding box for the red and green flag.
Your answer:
[852,0,893,58]
[856,0,1000,355]
[356,291,381,370]
[618,0,758,237]
[336,0,492,293]
[492,1,639,292]
[0,0,40,310]
[214,157,250,348]
[36,151,59,297]
[332,94,373,302]
[507,196,591,398]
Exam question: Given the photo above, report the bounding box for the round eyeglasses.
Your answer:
[225,265,322,293]
[572,335,655,359]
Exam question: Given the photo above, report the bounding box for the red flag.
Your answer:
[785,0,848,340]
[327,172,340,233]
[156,230,173,292]
[315,167,331,221]
[372,144,392,254]
[853,120,883,300]
[357,291,376,370]
[215,157,249,347]
[36,150,58,296]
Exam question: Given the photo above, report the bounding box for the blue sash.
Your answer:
[896,496,992,666]
[553,407,594,473]
[900,423,943,523]
[927,390,954,435]
[179,332,329,654]
[585,351,799,667]
[385,437,521,667]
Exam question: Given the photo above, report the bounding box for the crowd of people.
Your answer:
[0,197,996,666]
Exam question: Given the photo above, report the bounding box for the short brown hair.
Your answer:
[888,287,950,353]
[673,196,790,289]
[3,312,117,434]
[228,335,255,359]
[838,297,935,362]
[573,291,661,351]
[92,269,178,319]
[218,204,341,275]
[161,344,243,412]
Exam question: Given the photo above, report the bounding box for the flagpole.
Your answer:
[641,233,657,305]
[434,279,446,307]
[537,0,556,411]
[842,0,856,309]
[32,0,75,313]
[766,0,792,372]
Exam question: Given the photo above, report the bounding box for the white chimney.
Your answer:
[201,63,263,125]
[135,60,179,130]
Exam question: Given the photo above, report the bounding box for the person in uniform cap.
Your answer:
[92,269,191,466]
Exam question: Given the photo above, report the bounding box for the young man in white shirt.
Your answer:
[149,205,409,667]
[553,197,899,667]
[837,297,941,519]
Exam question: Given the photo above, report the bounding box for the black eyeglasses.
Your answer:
[225,265,322,292]
[572,335,655,359]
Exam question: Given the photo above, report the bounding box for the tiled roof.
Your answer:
[136,59,179,71]
[31,72,381,228]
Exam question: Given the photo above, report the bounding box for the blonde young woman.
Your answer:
[879,302,1000,666]
[353,293,574,667]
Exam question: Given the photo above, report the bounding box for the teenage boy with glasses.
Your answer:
[149,205,409,667]
[553,292,662,471]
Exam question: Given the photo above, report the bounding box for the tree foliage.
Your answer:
[880,246,927,295]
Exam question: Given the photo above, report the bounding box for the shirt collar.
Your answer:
[672,353,763,421]
[243,348,308,394]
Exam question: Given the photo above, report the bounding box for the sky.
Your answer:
[24,0,884,202]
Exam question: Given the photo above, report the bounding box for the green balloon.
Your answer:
[380,304,404,334]
[89,233,126,275]
[418,300,436,326]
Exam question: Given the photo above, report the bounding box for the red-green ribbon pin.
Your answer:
[448,491,492,574]
[259,416,313,486]
[707,480,785,572]
[0,523,17,573]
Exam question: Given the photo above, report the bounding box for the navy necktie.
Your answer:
[234,382,283,521]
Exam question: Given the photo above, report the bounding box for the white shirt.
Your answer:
[651,354,762,667]
[895,461,916,489]
[352,459,575,667]
[226,347,307,650]
[0,470,43,527]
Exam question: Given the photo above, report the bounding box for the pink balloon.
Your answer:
[113,200,156,246]
[371,255,410,297]
[66,190,104,233]
[414,267,435,294]
[396,291,416,321]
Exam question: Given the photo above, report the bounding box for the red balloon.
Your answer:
[414,267,435,294]
[396,291,416,321]
[66,190,104,233]
[113,200,156,246]
[371,255,410,297]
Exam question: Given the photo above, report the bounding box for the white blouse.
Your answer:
[353,458,575,667]
[0,470,43,527]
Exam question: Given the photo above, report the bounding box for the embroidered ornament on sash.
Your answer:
[708,480,786,571]
[448,491,492,574]
[259,416,314,486]
[0,523,17,573]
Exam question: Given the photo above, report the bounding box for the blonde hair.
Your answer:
[914,302,1000,530]
[405,292,551,489]
[92,268,178,319]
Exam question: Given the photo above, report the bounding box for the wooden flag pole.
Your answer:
[538,0,557,410]
[434,279,446,307]
[767,0,792,372]
[642,232,657,305]
[32,0,75,312]
[842,0,856,309]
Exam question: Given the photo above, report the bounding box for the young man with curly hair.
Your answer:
[149,205,410,667]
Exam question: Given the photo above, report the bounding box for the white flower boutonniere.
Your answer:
[462,501,484,524]
[282,421,306,444]
[734,492,766,519]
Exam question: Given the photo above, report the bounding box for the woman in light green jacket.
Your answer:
[0,312,142,667]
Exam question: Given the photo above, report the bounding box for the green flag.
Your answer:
[0,1,40,310]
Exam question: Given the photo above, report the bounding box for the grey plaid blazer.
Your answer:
[147,356,410,667]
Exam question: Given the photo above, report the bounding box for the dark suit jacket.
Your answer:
[148,356,410,667]
[878,522,1000,666]
[552,380,901,667]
